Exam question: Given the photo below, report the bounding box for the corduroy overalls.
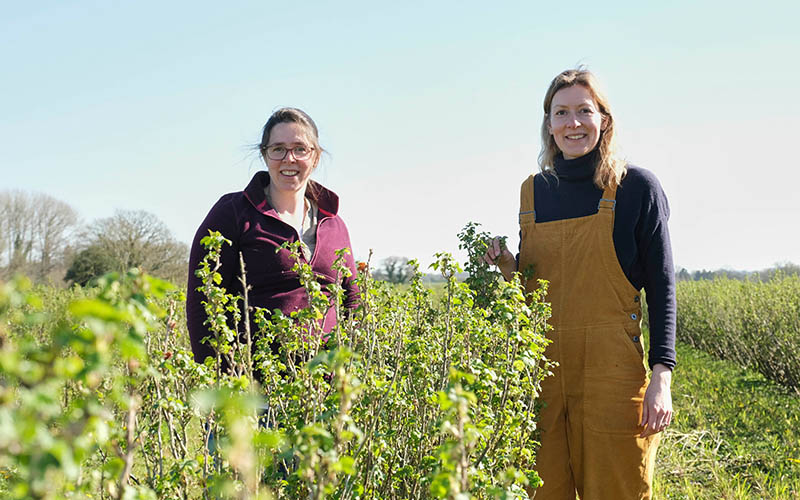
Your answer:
[518,175,659,499]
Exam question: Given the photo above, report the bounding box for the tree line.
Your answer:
[675,262,799,282]
[4,188,794,288]
[0,190,188,286]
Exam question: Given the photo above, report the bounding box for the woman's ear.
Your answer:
[601,115,609,131]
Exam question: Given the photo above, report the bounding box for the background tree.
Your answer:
[66,210,188,285]
[757,261,800,281]
[31,194,80,281]
[675,262,799,282]
[0,191,36,278]
[373,256,413,284]
[64,244,117,286]
[0,190,79,282]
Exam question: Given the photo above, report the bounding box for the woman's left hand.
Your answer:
[640,363,673,437]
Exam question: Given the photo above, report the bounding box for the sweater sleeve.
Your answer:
[637,176,677,370]
[186,195,242,364]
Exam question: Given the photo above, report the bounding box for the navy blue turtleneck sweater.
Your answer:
[521,152,676,370]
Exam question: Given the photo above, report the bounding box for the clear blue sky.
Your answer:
[2,1,799,272]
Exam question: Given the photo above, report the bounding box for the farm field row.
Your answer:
[676,275,800,392]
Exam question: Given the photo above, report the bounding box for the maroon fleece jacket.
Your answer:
[186,171,359,364]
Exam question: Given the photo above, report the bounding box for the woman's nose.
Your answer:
[567,114,581,127]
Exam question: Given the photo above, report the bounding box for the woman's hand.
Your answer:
[640,363,673,437]
[482,236,516,281]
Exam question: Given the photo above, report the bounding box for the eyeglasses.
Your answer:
[264,144,315,161]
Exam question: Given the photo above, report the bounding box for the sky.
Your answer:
[2,1,799,273]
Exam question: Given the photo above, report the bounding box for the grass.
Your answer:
[653,340,800,499]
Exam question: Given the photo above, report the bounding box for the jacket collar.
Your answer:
[243,171,340,218]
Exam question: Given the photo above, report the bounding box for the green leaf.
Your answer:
[336,455,356,475]
[69,299,128,322]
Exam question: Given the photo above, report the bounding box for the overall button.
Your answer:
[630,313,638,320]
[632,336,639,342]
[634,296,640,303]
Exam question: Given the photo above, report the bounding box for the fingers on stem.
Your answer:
[483,237,508,266]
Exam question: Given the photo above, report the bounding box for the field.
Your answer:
[1,252,799,498]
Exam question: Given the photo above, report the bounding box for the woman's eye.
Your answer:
[271,146,286,153]
[581,108,593,114]
[294,146,308,154]
[554,110,566,116]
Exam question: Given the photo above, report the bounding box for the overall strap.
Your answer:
[597,184,618,213]
[519,174,536,223]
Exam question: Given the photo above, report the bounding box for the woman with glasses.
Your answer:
[186,107,359,368]
[484,69,675,499]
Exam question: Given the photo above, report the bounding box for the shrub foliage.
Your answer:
[675,274,800,392]
[0,224,553,499]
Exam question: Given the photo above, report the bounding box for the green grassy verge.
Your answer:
[654,341,800,499]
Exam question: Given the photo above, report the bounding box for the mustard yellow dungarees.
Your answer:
[518,175,659,499]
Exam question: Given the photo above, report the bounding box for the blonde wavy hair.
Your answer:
[538,68,626,190]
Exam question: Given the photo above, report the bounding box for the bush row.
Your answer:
[675,274,800,392]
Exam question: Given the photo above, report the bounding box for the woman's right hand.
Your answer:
[482,236,516,281]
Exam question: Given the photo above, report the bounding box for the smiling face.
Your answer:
[263,122,319,195]
[547,84,608,160]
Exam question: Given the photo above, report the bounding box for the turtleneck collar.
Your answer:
[553,149,599,181]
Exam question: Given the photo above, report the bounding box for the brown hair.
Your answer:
[538,68,626,189]
[258,107,324,199]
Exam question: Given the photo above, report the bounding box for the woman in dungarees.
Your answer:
[485,68,676,499]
